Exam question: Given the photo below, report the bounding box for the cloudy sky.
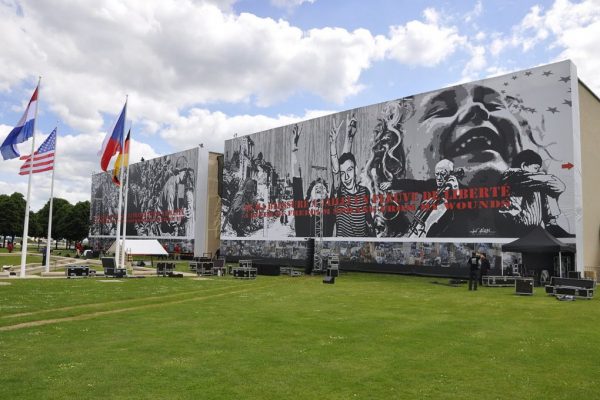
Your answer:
[0,0,599,210]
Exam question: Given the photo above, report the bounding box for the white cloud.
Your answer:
[423,7,440,25]
[270,0,315,9]
[490,0,600,93]
[489,36,508,56]
[200,0,239,12]
[0,0,386,125]
[467,0,600,95]
[464,0,483,23]
[511,0,600,93]
[539,0,600,93]
[513,5,550,51]
[461,44,487,81]
[160,108,335,153]
[386,9,466,66]
[558,22,600,90]
[0,1,469,129]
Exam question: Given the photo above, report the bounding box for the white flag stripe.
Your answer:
[18,165,54,175]
[19,154,55,174]
[19,152,55,173]
[20,154,55,169]
[20,152,54,162]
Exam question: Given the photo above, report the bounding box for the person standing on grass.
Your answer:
[75,242,83,257]
[7,241,13,253]
[468,252,480,291]
[174,243,181,260]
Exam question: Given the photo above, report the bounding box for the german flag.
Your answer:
[112,129,130,186]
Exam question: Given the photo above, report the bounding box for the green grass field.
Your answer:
[0,254,43,266]
[0,273,599,399]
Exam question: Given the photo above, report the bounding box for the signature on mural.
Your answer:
[470,227,496,236]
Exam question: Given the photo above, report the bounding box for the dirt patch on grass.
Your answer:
[0,284,270,332]
[2,282,247,319]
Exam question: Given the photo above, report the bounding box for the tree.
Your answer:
[0,194,10,246]
[29,210,43,236]
[0,193,26,246]
[37,198,72,249]
[28,211,43,249]
[63,201,91,246]
[0,195,91,250]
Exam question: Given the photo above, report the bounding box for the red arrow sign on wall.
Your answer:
[561,162,574,169]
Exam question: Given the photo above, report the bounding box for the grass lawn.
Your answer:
[0,254,43,265]
[0,273,599,399]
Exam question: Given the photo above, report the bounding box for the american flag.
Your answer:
[19,128,57,175]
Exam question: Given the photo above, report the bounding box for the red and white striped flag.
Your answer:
[19,128,56,175]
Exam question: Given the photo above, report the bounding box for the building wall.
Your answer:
[220,61,579,276]
[206,152,223,257]
[90,147,223,258]
[579,81,600,273]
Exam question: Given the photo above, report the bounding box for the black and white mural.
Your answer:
[221,61,578,241]
[90,148,199,246]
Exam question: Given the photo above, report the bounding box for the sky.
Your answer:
[0,0,599,210]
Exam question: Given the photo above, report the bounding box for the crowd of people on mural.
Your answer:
[127,154,195,238]
[91,151,196,239]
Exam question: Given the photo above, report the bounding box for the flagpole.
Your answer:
[20,77,41,278]
[114,96,127,269]
[120,129,131,272]
[114,157,125,269]
[45,128,57,273]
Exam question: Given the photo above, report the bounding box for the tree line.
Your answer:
[0,193,90,249]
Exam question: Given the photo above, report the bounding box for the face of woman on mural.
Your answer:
[404,83,522,185]
[309,179,328,201]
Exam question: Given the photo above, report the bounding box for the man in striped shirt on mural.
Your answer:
[329,114,375,237]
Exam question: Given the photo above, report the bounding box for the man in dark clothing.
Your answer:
[479,253,491,285]
[468,252,480,291]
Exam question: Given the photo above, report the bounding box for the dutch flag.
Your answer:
[0,85,39,160]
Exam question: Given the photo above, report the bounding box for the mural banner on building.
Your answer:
[221,61,577,240]
[90,148,199,241]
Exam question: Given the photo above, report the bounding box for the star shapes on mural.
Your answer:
[542,71,553,77]
[547,107,559,114]
[524,107,537,113]
[563,99,572,107]
[559,76,571,83]
[525,71,533,76]
[503,82,509,86]
[512,75,518,80]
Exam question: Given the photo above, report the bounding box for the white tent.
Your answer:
[107,239,168,256]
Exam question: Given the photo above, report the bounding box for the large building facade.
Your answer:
[221,60,598,277]
[89,147,222,257]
